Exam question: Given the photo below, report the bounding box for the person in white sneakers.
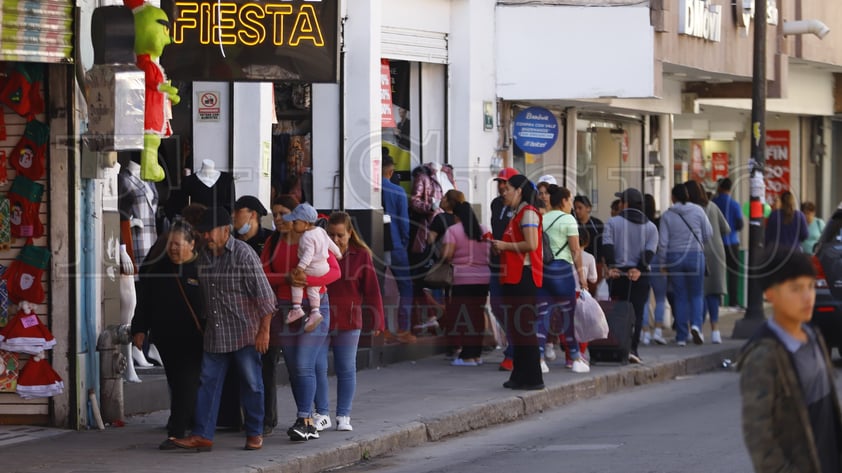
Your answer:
[284,204,343,332]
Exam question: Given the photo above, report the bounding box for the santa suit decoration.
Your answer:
[2,244,50,305]
[8,176,44,239]
[123,0,180,182]
[10,119,49,181]
[0,302,55,355]
[16,352,63,399]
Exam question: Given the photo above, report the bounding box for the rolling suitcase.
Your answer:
[588,300,634,365]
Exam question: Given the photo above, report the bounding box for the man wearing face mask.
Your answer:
[233,195,273,255]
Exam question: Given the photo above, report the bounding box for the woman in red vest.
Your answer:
[491,174,544,390]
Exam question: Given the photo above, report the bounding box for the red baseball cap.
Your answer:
[494,167,519,182]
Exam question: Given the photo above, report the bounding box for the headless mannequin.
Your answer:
[196,159,221,188]
[119,159,162,368]
[432,162,454,194]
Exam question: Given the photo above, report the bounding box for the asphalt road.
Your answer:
[339,366,842,473]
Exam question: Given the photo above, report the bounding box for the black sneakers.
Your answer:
[287,417,320,441]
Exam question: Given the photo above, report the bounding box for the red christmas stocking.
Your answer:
[2,244,49,304]
[8,176,44,239]
[10,120,48,180]
[0,64,34,117]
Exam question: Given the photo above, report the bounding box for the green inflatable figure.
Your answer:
[124,0,180,182]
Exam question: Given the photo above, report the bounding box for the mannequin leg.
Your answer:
[147,343,164,367]
[120,275,144,382]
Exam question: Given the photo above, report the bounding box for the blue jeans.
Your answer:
[704,294,721,325]
[537,259,578,359]
[645,264,667,328]
[193,345,264,439]
[666,251,705,342]
[315,329,360,418]
[386,248,413,333]
[277,294,330,419]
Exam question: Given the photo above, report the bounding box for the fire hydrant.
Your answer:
[96,324,131,423]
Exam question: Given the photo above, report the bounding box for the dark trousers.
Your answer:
[502,267,542,386]
[446,284,490,360]
[609,274,650,355]
[156,338,203,438]
[261,345,282,431]
[724,243,741,307]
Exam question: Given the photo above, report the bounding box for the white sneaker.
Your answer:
[544,343,557,361]
[336,416,353,431]
[652,328,667,345]
[641,330,652,345]
[313,413,332,432]
[711,330,722,344]
[540,359,550,374]
[676,340,687,347]
[690,325,705,345]
[571,358,590,373]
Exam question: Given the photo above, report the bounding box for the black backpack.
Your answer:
[542,214,568,263]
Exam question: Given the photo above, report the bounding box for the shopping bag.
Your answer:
[574,290,609,342]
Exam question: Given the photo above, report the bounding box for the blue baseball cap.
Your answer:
[282,203,318,223]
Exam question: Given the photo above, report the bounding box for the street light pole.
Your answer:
[733,0,767,338]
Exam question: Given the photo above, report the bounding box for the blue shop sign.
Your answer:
[513,107,559,154]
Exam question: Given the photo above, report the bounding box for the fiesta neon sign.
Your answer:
[172,1,325,47]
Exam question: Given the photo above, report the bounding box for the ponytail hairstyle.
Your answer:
[454,201,483,241]
[548,184,571,210]
[507,174,538,207]
[671,183,689,204]
[780,191,796,224]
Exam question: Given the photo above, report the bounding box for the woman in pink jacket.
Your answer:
[313,211,386,432]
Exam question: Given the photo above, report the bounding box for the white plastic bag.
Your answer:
[574,290,609,342]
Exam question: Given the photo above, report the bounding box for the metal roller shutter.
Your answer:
[381,26,447,65]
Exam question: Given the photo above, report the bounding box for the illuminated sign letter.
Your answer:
[238,3,266,46]
[265,4,294,46]
[173,2,199,44]
[289,4,324,47]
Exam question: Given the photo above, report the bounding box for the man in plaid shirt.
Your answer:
[173,207,276,452]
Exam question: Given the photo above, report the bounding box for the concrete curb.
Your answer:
[258,346,740,473]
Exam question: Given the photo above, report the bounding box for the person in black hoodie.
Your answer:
[601,188,659,363]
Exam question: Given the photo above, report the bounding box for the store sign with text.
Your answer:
[765,130,790,202]
[711,152,729,182]
[512,107,559,155]
[380,60,396,128]
[161,0,338,82]
[678,0,722,42]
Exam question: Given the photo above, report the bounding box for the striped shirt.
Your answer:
[198,236,276,353]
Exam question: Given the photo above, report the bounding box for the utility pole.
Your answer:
[733,0,767,338]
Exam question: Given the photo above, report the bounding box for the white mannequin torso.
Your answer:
[196,159,221,188]
[433,162,454,194]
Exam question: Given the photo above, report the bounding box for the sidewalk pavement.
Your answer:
[0,310,746,473]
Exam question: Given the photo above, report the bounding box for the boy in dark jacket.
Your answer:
[737,249,842,473]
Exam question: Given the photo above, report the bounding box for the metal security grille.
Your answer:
[0,0,73,63]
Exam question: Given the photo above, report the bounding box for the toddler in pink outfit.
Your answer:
[283,203,342,331]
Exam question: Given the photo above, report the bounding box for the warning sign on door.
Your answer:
[197,91,221,122]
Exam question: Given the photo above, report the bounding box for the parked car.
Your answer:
[811,208,842,357]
